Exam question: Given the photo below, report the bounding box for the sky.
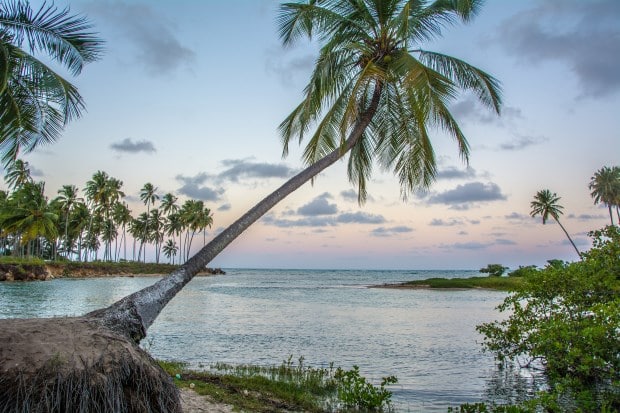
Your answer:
[5,0,619,270]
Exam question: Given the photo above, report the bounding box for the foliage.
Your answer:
[402,276,524,291]
[479,264,508,277]
[477,226,620,411]
[334,365,397,411]
[506,266,538,278]
[589,165,620,225]
[0,1,103,165]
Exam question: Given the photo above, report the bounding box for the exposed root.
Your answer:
[0,317,181,413]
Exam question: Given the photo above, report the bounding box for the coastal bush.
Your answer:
[479,264,508,277]
[506,265,538,278]
[477,226,620,411]
[334,365,397,411]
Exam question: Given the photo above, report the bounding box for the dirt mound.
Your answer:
[0,317,181,412]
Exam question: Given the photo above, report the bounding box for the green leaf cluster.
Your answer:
[334,365,397,411]
[479,264,508,277]
[477,226,620,411]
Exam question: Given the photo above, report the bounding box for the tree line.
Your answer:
[0,159,213,264]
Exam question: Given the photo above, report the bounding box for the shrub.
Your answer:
[334,365,397,411]
[479,264,508,277]
[477,226,620,411]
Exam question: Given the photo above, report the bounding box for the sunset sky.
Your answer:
[6,0,619,270]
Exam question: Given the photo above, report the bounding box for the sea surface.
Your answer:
[0,268,538,411]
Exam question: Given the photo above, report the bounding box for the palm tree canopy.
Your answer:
[530,189,563,224]
[589,165,620,224]
[0,1,104,165]
[278,0,501,202]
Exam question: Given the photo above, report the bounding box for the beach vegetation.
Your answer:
[506,265,538,278]
[400,276,524,291]
[477,225,620,411]
[158,356,398,412]
[479,264,508,277]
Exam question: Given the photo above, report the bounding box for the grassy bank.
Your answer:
[391,276,525,291]
[159,356,400,413]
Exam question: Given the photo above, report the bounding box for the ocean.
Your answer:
[0,268,536,411]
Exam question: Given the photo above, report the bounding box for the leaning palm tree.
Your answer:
[530,189,581,258]
[0,1,501,411]
[0,1,103,165]
[589,166,620,226]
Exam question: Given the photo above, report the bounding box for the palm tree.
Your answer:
[149,208,165,263]
[530,189,581,258]
[55,185,81,259]
[0,1,103,165]
[112,201,132,261]
[4,158,32,190]
[162,239,178,264]
[138,182,158,262]
[589,166,620,226]
[164,212,183,264]
[93,0,501,344]
[0,181,58,257]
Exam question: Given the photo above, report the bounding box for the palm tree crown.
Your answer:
[589,166,620,226]
[530,189,580,258]
[0,1,104,165]
[278,0,501,201]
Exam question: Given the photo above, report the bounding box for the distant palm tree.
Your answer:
[162,239,178,265]
[94,0,502,342]
[112,202,132,261]
[4,159,32,190]
[589,166,620,226]
[149,208,165,263]
[139,182,158,262]
[164,212,183,264]
[530,189,581,258]
[0,1,103,165]
[55,185,82,259]
[0,181,58,257]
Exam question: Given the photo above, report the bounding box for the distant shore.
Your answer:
[0,261,225,282]
[371,276,524,291]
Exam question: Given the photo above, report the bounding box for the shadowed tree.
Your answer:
[0,1,103,165]
[530,189,581,258]
[589,166,620,226]
[0,1,501,411]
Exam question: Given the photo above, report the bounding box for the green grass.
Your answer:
[158,356,339,413]
[401,276,525,291]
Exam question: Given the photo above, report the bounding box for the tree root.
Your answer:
[0,317,181,413]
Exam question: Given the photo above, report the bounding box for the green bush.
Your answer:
[334,365,397,411]
[479,264,508,277]
[477,226,620,411]
[507,265,538,278]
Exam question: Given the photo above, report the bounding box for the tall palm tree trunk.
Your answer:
[555,218,581,258]
[90,85,382,342]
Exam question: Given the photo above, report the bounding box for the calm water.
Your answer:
[0,269,536,411]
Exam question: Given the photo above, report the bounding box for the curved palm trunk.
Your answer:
[555,218,581,259]
[90,86,382,342]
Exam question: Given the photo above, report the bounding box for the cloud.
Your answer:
[505,212,531,221]
[451,96,521,124]
[217,203,231,211]
[499,135,548,151]
[436,166,478,180]
[85,1,195,76]
[175,173,225,201]
[494,0,620,98]
[441,241,490,250]
[426,182,507,207]
[371,226,414,237]
[297,193,338,216]
[336,212,386,224]
[495,238,517,246]
[110,138,156,154]
[262,210,386,228]
[265,46,315,86]
[429,218,464,227]
[341,189,358,202]
[217,159,296,183]
[568,213,608,221]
